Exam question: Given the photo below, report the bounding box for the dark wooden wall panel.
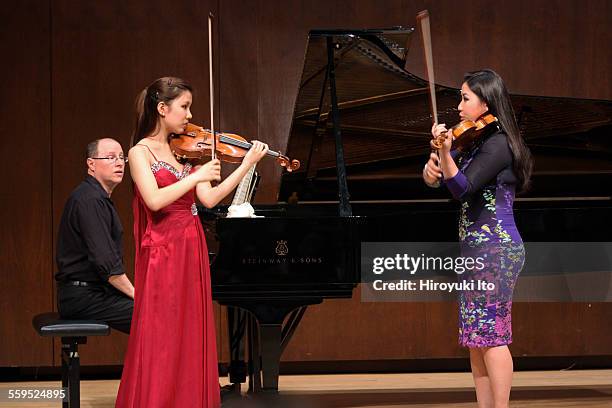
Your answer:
[403,0,611,99]
[1,0,610,368]
[0,0,53,366]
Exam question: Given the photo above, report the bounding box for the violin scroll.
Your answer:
[275,154,300,172]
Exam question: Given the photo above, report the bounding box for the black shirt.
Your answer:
[55,175,124,282]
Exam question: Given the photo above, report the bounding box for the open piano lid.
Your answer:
[279,28,612,202]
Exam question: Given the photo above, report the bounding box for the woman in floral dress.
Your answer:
[423,69,533,408]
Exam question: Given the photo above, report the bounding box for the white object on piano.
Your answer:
[226,202,262,218]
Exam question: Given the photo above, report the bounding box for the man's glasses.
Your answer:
[90,155,128,164]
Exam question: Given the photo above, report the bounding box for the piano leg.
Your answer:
[259,323,282,393]
[222,301,323,395]
[247,313,262,393]
[227,306,247,386]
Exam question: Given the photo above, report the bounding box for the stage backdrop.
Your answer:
[0,0,610,367]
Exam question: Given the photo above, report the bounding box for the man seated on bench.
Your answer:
[55,138,134,333]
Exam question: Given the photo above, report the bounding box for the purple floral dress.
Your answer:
[444,130,525,348]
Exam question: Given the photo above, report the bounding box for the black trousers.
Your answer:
[57,283,134,334]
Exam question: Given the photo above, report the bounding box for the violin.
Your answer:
[170,123,300,171]
[432,113,499,151]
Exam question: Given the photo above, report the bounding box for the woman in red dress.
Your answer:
[116,77,267,408]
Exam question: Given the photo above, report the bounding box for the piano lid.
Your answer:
[279,28,612,202]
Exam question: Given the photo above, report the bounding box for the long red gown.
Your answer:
[116,160,220,408]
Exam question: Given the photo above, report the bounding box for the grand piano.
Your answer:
[202,28,612,394]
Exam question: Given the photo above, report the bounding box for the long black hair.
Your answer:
[130,76,193,147]
[464,69,533,192]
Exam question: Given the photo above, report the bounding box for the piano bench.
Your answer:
[32,312,110,408]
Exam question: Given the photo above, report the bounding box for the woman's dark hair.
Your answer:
[131,76,193,146]
[464,69,533,192]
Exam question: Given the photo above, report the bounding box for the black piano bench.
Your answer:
[32,312,110,408]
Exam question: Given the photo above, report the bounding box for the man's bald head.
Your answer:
[86,138,121,160]
[86,138,125,195]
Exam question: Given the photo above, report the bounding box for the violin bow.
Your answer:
[417,10,443,173]
[208,12,216,160]
[418,10,438,125]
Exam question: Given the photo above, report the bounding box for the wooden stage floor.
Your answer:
[1,369,611,407]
